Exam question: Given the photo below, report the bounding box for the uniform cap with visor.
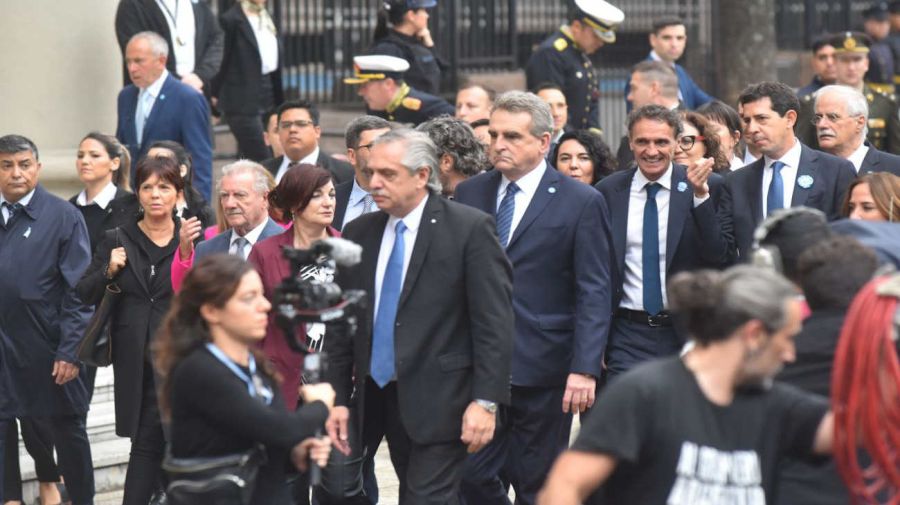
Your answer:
[574,0,625,43]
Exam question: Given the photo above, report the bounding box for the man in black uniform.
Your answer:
[345,54,454,126]
[796,35,837,98]
[525,0,625,132]
[863,2,895,94]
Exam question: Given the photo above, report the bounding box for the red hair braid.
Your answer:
[831,276,900,504]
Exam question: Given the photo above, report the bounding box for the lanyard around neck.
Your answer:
[157,0,188,46]
[205,342,273,405]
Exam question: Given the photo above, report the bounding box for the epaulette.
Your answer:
[869,118,887,128]
[553,38,568,52]
[402,97,422,111]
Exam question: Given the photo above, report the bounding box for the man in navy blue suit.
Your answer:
[455,91,613,505]
[596,105,733,377]
[333,115,393,231]
[720,82,856,260]
[813,85,900,176]
[116,31,213,199]
[625,17,713,111]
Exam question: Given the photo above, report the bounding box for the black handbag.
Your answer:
[162,444,267,505]
[76,228,123,367]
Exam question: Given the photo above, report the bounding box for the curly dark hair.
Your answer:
[681,111,730,173]
[552,129,617,184]
[416,116,488,177]
[154,254,276,419]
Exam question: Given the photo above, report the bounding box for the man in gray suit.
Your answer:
[175,160,283,274]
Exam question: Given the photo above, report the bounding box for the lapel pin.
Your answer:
[23,227,31,238]
[676,181,688,193]
[159,94,166,101]
[797,175,814,189]
[548,187,557,194]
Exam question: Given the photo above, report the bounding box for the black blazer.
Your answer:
[331,179,354,231]
[719,143,856,259]
[595,165,734,308]
[261,153,355,186]
[211,4,284,115]
[859,144,900,176]
[76,219,180,438]
[68,187,132,253]
[115,0,224,90]
[326,194,514,444]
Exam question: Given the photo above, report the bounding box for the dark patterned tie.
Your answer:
[495,182,520,247]
[3,202,23,225]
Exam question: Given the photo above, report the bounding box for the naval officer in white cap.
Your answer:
[345,54,455,126]
[526,0,625,132]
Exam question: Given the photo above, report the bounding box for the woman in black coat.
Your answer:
[370,0,445,95]
[154,254,333,505]
[211,0,284,162]
[76,156,187,505]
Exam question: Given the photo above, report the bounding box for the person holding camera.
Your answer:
[247,163,338,411]
[154,254,333,505]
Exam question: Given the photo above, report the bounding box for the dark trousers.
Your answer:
[313,401,370,505]
[362,379,467,505]
[460,385,571,505]
[122,363,165,505]
[4,418,61,500]
[227,114,271,162]
[605,317,680,379]
[2,415,94,504]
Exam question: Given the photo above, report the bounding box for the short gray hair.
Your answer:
[130,31,169,58]
[416,116,488,177]
[633,60,679,100]
[0,134,39,160]
[491,91,553,138]
[217,159,272,195]
[815,84,869,136]
[371,129,442,193]
[344,115,392,149]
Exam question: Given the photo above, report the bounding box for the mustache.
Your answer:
[816,128,836,137]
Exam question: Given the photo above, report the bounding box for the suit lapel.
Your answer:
[507,167,559,250]
[610,170,633,276]
[362,212,389,323]
[859,144,878,175]
[666,165,691,269]
[791,146,816,208]
[748,159,764,223]
[398,195,439,309]
[123,87,139,145]
[140,75,174,148]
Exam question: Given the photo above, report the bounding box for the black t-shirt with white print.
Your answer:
[573,356,829,505]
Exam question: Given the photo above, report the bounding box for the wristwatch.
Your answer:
[475,399,498,414]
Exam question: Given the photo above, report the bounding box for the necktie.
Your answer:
[370,220,407,387]
[232,236,249,259]
[3,202,22,225]
[767,161,785,216]
[135,91,152,144]
[495,182,520,247]
[362,194,375,214]
[642,183,664,316]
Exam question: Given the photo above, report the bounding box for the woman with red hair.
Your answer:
[832,273,900,504]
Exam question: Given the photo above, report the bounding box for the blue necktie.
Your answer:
[371,220,407,387]
[767,161,785,216]
[642,183,664,316]
[495,182,520,247]
[3,202,22,225]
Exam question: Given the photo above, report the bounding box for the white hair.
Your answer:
[130,31,169,58]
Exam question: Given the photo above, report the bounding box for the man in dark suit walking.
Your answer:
[454,91,613,505]
[116,31,213,199]
[261,100,354,185]
[814,84,900,176]
[720,82,856,259]
[325,129,514,503]
[333,115,393,231]
[596,105,733,377]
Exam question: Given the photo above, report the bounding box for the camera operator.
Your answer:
[247,163,338,411]
[154,254,334,505]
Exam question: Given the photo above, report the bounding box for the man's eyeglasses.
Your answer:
[279,119,315,130]
[357,142,375,151]
[678,135,704,150]
[811,113,854,125]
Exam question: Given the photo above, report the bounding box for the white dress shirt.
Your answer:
[847,143,869,173]
[137,69,169,143]
[761,139,802,218]
[229,217,269,257]
[374,194,428,316]
[729,155,746,172]
[621,165,672,311]
[156,0,196,77]
[495,160,546,246]
[246,12,279,75]
[342,178,373,228]
[1,188,35,224]
[76,182,118,209]
[275,146,320,183]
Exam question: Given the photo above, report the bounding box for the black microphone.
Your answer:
[303,352,326,486]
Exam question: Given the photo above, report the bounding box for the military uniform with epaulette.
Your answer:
[526,28,600,131]
[375,82,455,126]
